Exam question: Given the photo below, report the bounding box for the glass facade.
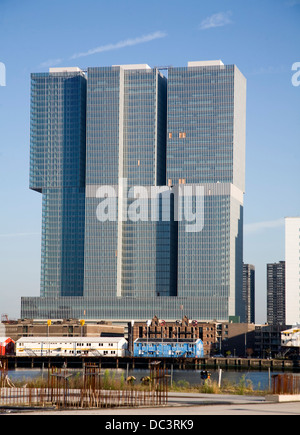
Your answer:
[84,66,173,301]
[166,64,246,321]
[22,62,246,322]
[29,70,87,298]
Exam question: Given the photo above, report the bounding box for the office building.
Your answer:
[166,61,246,321]
[22,61,246,322]
[84,65,176,302]
[29,68,87,300]
[242,264,255,324]
[267,261,286,325]
[285,217,300,325]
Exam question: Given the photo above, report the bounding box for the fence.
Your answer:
[0,387,164,409]
[272,374,300,395]
[0,362,168,409]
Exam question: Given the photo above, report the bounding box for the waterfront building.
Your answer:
[285,217,300,325]
[281,325,300,348]
[133,338,204,358]
[2,319,125,342]
[15,337,128,357]
[130,316,217,357]
[22,61,246,322]
[130,316,256,358]
[254,324,288,359]
[267,261,286,325]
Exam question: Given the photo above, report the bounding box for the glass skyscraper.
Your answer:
[166,61,246,321]
[29,68,87,304]
[22,61,246,322]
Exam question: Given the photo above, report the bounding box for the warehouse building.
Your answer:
[16,337,128,357]
[134,338,204,358]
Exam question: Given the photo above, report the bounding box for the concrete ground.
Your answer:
[2,393,300,415]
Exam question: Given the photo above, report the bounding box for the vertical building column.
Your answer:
[117,67,125,298]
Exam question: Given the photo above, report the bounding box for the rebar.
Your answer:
[0,363,169,409]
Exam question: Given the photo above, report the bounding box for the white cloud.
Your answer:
[199,11,233,30]
[39,31,167,68]
[70,31,167,60]
[244,218,285,235]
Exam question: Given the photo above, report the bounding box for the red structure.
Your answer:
[0,338,15,356]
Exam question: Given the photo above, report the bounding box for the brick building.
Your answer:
[130,316,218,356]
[1,319,124,342]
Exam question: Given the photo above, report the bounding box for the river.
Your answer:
[6,367,295,391]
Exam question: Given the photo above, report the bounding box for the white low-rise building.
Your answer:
[16,337,128,357]
[281,326,300,348]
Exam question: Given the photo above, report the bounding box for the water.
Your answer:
[6,368,289,391]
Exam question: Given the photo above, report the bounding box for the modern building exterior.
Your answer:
[22,61,246,323]
[166,61,246,322]
[267,261,286,325]
[285,217,300,326]
[29,68,87,300]
[84,65,175,302]
[242,264,255,324]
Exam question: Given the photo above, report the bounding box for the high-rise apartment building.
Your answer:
[285,217,300,325]
[267,261,286,325]
[243,264,255,324]
[22,61,246,322]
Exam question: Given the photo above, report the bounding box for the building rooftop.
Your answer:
[49,67,83,73]
[135,338,202,344]
[188,60,224,67]
[16,336,126,343]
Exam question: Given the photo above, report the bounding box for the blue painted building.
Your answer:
[134,338,204,358]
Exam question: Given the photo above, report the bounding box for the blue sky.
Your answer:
[0,0,299,322]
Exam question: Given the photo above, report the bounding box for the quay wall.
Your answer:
[1,356,299,372]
